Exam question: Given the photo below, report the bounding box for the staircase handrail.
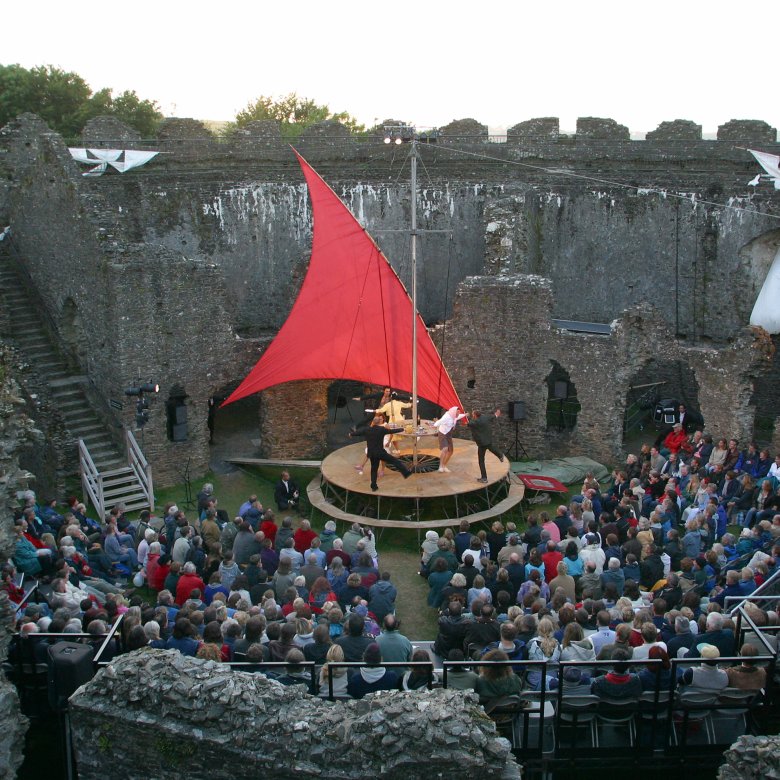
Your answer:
[126,429,154,511]
[78,438,105,518]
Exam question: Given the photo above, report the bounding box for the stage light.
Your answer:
[384,136,392,144]
[124,387,142,397]
[140,382,160,394]
[394,137,402,145]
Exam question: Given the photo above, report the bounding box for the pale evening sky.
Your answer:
[4,1,777,138]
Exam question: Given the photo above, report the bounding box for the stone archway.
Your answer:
[622,359,701,450]
[207,380,261,461]
[60,297,88,372]
[545,360,580,433]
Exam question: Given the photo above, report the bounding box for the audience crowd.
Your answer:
[6,424,780,709]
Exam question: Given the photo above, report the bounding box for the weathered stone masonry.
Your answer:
[1,113,779,482]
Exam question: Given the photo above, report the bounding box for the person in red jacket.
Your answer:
[147,550,171,591]
[541,541,563,583]
[663,423,691,456]
[260,511,278,546]
[175,562,205,605]
[293,519,317,554]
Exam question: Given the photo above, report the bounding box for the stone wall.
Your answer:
[69,649,519,780]
[3,112,780,482]
[2,114,238,485]
[719,734,780,779]
[0,346,37,778]
[443,277,770,464]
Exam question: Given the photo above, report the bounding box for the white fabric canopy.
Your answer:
[748,149,780,190]
[750,246,780,334]
[68,148,158,176]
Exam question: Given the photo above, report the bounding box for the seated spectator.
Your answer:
[637,645,672,691]
[347,643,399,699]
[275,648,315,693]
[319,644,349,698]
[165,618,200,656]
[400,648,437,691]
[666,615,697,658]
[336,613,373,662]
[339,572,370,611]
[525,617,561,691]
[591,648,641,699]
[474,648,523,702]
[632,623,667,661]
[684,612,735,658]
[560,623,596,666]
[679,644,729,694]
[725,644,767,690]
[596,623,634,661]
[446,648,478,691]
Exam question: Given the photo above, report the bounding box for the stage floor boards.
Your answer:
[320,439,510,499]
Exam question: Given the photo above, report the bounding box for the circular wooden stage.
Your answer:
[307,439,524,530]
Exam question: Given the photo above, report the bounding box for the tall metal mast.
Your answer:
[410,139,419,469]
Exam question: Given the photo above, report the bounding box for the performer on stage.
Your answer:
[433,406,467,473]
[467,409,505,483]
[352,386,392,434]
[369,392,411,455]
[351,414,413,491]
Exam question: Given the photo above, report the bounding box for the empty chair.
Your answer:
[558,693,599,749]
[673,690,717,745]
[595,696,638,747]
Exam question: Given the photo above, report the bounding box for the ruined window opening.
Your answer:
[166,384,188,442]
[545,361,579,432]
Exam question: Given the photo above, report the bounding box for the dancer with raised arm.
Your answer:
[433,406,466,473]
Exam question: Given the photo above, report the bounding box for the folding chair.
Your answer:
[558,693,599,749]
[483,694,529,749]
[672,691,717,745]
[595,696,637,747]
[713,688,760,741]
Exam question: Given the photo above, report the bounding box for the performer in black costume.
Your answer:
[467,409,505,483]
[351,414,413,491]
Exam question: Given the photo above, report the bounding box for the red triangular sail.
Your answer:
[223,149,461,411]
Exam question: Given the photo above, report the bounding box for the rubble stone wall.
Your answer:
[69,649,519,780]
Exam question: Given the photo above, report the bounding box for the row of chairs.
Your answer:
[483,687,761,752]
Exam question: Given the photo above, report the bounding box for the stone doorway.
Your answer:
[207,382,261,470]
[622,359,701,451]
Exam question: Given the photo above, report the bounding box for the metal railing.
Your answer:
[78,438,104,518]
[126,429,154,511]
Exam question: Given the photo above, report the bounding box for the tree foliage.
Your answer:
[0,64,163,138]
[230,93,364,137]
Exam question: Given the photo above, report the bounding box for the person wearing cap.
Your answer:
[346,642,399,698]
[560,664,592,693]
[679,643,729,694]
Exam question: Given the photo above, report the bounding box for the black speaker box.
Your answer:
[508,401,526,421]
[48,641,94,710]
